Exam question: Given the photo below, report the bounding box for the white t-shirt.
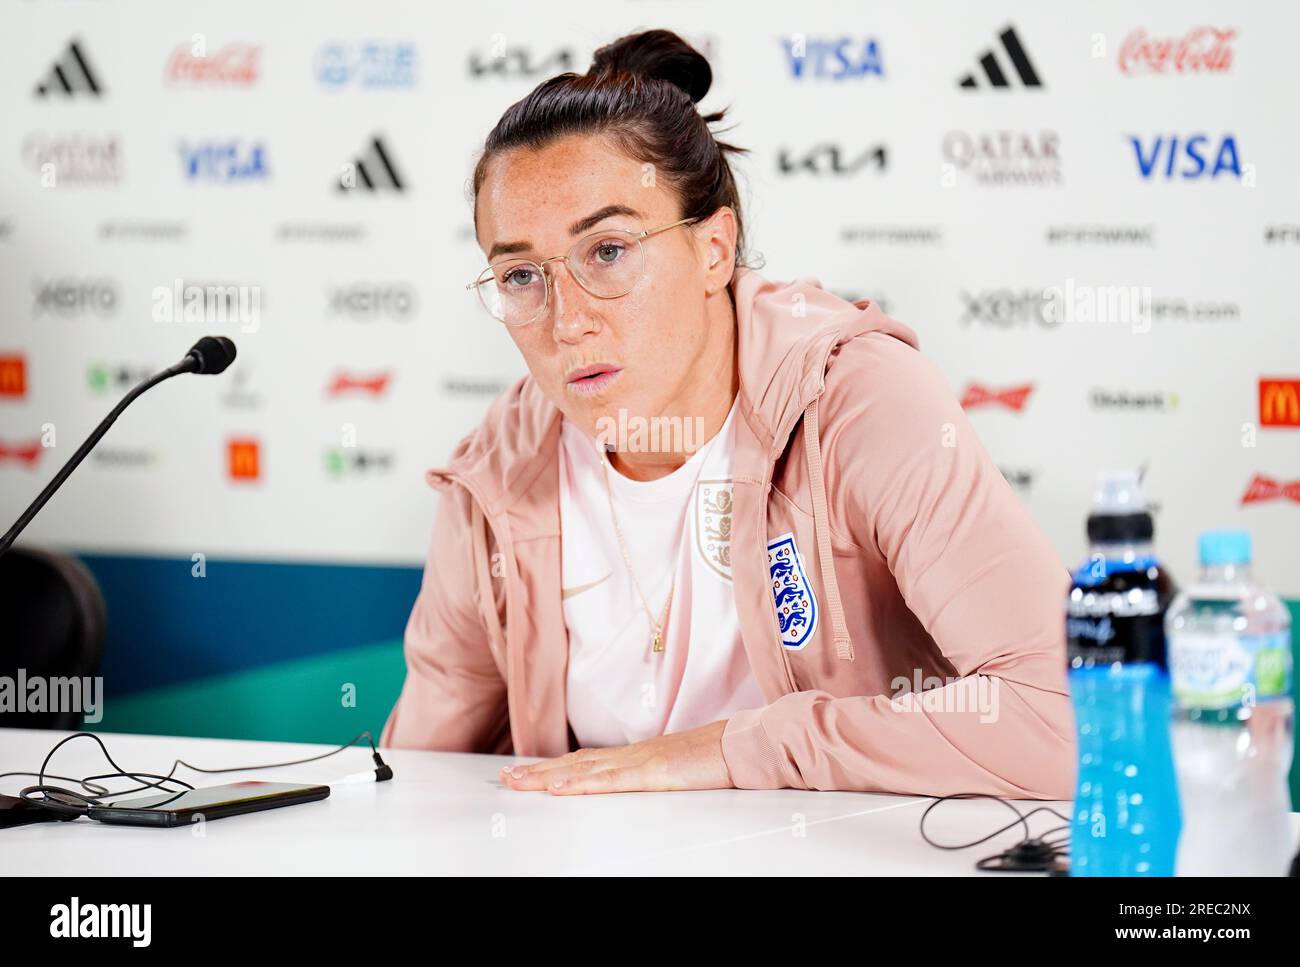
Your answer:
[558,400,767,749]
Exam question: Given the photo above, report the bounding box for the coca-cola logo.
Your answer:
[164,44,261,86]
[1118,27,1236,75]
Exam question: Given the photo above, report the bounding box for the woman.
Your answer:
[380,30,1076,798]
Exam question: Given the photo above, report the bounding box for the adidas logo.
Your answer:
[338,136,404,192]
[34,38,103,97]
[958,25,1042,89]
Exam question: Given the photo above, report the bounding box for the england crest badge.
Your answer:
[694,478,734,581]
[767,532,818,650]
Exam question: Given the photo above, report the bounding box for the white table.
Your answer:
[1,728,1287,876]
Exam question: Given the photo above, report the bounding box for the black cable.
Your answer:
[0,772,110,797]
[170,730,382,775]
[918,792,1071,874]
[16,732,195,817]
[9,730,389,820]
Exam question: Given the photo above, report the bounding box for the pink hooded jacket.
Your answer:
[380,267,1078,799]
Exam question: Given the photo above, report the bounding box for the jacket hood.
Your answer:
[729,267,920,454]
[427,266,920,512]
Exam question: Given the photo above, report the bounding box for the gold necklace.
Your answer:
[599,450,677,654]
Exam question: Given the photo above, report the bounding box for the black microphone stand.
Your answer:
[0,351,215,558]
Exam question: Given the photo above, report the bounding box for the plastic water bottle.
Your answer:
[1066,470,1181,876]
[1167,530,1295,876]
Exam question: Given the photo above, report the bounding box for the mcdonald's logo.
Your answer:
[1259,378,1300,427]
[0,355,26,398]
[227,438,260,480]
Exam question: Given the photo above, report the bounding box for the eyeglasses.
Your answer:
[466,217,696,327]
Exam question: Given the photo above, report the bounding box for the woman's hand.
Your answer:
[499,719,733,795]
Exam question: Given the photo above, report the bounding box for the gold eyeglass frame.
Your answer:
[465,217,696,326]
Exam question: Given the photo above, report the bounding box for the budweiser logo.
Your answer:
[0,439,42,466]
[1240,473,1300,505]
[326,372,391,397]
[1118,27,1236,75]
[960,382,1034,411]
[164,44,260,85]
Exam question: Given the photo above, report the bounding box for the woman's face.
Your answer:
[474,134,735,440]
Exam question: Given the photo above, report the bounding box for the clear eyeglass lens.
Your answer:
[474,230,647,326]
[569,231,644,297]
[477,260,547,327]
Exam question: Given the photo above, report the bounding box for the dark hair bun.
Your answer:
[590,29,712,103]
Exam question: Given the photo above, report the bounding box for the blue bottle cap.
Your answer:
[1198,529,1252,567]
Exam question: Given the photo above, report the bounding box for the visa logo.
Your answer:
[1128,134,1241,179]
[782,37,884,80]
[179,141,269,181]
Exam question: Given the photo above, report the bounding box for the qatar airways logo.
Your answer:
[1118,27,1236,75]
[21,133,121,185]
[942,130,1060,187]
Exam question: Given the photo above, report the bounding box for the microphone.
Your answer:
[180,335,237,376]
[0,336,237,557]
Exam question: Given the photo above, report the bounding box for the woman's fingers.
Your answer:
[500,751,617,790]
[497,722,729,794]
[548,766,641,794]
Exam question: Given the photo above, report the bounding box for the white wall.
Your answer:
[1,1,1296,595]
